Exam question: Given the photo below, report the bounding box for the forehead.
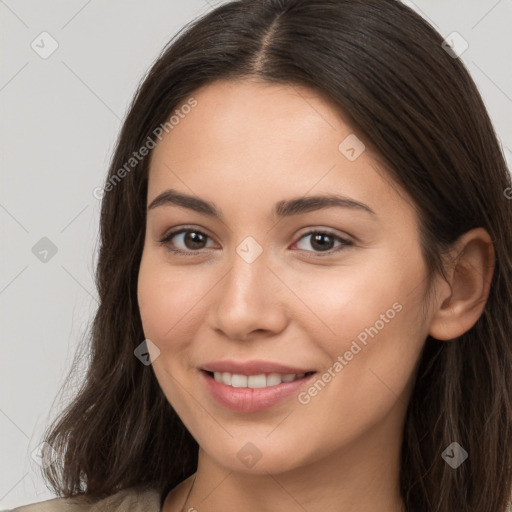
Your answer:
[167,78,354,150]
[147,79,411,223]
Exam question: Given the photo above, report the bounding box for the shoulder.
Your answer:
[7,486,162,512]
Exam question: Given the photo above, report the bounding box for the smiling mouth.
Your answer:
[203,370,316,389]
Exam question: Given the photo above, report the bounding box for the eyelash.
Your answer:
[158,227,353,257]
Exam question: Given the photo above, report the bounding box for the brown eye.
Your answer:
[159,228,215,253]
[294,231,352,254]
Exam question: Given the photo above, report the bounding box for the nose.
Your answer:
[207,249,289,342]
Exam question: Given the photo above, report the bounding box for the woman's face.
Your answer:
[137,79,435,475]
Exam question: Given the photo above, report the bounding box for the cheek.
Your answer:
[284,257,406,346]
[137,253,202,411]
[296,248,428,402]
[137,251,206,343]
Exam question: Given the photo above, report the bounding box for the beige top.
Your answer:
[6,487,163,512]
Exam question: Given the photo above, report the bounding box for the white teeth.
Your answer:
[231,374,248,388]
[248,375,267,388]
[266,373,282,386]
[211,371,308,388]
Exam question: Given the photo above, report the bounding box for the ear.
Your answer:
[428,227,495,341]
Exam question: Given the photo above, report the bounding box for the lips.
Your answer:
[199,359,317,413]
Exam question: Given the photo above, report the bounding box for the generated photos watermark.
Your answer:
[298,301,403,405]
[93,96,198,199]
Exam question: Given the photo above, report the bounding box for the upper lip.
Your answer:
[201,359,316,376]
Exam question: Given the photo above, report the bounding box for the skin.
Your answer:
[136,78,494,512]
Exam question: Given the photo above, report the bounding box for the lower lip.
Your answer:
[200,370,316,413]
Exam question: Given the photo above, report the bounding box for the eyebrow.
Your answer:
[147,188,376,219]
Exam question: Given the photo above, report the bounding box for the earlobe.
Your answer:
[428,228,495,341]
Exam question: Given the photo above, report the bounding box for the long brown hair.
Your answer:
[40,1,512,510]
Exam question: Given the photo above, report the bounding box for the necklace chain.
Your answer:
[179,473,197,512]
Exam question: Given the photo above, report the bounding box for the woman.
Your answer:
[10,0,512,511]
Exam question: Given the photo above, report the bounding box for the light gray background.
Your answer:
[1,0,511,509]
